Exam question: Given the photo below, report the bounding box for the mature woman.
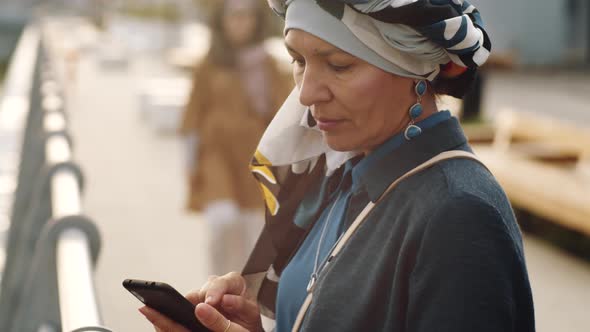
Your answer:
[179,0,292,275]
[143,0,535,331]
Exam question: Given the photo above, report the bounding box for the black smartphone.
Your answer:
[123,278,210,332]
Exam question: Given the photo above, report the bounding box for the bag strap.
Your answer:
[291,150,485,332]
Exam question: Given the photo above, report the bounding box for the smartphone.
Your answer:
[123,278,210,332]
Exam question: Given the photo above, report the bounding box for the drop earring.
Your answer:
[404,80,427,140]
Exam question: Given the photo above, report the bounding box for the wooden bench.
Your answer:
[470,110,590,236]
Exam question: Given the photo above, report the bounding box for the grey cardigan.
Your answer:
[245,118,535,332]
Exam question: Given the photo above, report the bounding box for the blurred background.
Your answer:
[0,0,588,331]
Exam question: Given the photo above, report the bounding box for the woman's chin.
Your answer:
[323,136,358,152]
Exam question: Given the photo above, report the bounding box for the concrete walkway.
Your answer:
[68,52,590,331]
[524,235,590,331]
[69,54,210,331]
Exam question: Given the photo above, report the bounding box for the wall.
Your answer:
[470,0,588,66]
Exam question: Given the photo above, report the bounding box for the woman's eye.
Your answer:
[329,63,352,72]
[290,58,305,67]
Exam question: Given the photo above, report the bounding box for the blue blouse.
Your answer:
[275,111,452,332]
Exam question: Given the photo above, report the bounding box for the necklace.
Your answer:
[307,191,345,292]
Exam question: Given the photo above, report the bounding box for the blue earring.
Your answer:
[404,80,427,140]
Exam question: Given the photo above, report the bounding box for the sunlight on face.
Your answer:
[285,29,416,153]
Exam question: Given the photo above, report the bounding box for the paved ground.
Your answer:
[524,235,590,331]
[69,54,210,331]
[66,52,590,332]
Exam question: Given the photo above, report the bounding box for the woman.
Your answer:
[144,0,535,331]
[179,0,292,275]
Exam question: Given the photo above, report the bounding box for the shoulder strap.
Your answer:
[291,150,484,332]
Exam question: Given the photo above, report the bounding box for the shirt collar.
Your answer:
[351,112,469,202]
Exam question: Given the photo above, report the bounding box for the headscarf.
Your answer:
[272,0,491,80]
[224,0,272,115]
[243,0,492,315]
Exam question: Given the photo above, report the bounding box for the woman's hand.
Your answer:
[139,272,264,332]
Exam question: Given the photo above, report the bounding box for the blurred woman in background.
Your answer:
[179,0,292,275]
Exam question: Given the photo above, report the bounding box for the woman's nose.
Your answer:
[298,67,331,107]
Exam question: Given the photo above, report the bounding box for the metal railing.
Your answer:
[0,23,113,332]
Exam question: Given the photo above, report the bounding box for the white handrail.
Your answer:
[43,111,67,133]
[42,93,64,113]
[46,130,102,331]
[56,228,101,331]
[51,170,80,218]
[0,26,40,226]
[0,26,39,133]
[45,135,71,163]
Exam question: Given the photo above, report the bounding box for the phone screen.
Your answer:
[123,279,210,332]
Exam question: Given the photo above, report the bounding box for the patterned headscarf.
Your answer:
[243,0,491,315]
[270,0,490,80]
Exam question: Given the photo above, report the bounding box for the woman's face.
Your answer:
[222,8,258,47]
[285,29,416,153]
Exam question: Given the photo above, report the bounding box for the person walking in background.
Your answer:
[179,0,292,275]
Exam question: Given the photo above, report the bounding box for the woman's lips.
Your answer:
[316,118,345,131]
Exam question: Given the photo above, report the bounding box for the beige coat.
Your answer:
[180,55,293,212]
